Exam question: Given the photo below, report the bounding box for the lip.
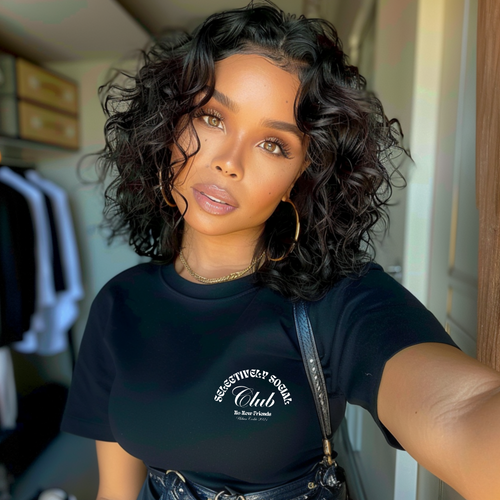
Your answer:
[192,184,238,206]
[192,183,238,215]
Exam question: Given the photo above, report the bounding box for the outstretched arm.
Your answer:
[378,342,500,500]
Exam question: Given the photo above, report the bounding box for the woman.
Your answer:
[61,2,500,500]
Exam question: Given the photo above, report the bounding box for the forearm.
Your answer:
[450,384,500,500]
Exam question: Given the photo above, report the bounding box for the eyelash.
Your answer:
[193,107,223,124]
[262,137,292,159]
[193,107,292,159]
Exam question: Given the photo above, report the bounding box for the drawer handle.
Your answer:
[28,75,74,102]
[30,115,76,137]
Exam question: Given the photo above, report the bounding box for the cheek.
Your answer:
[245,177,290,219]
[169,138,203,185]
[170,118,204,165]
[255,166,300,198]
[172,159,195,190]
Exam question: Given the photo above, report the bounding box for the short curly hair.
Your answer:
[93,0,409,300]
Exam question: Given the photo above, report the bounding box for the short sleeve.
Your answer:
[313,264,460,450]
[60,288,116,441]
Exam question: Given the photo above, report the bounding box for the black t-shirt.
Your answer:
[61,262,458,492]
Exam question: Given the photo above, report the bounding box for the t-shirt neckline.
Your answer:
[160,263,258,300]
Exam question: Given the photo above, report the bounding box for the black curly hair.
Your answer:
[93,0,409,301]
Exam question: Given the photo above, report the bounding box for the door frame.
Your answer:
[476,0,500,372]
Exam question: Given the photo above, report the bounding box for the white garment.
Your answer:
[0,167,56,353]
[0,347,17,430]
[25,170,84,355]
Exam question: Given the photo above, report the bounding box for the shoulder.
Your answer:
[101,262,161,290]
[318,262,423,313]
[84,262,166,331]
[92,262,164,308]
[307,261,450,358]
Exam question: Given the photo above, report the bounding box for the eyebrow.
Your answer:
[211,88,304,141]
[261,119,304,142]
[212,89,239,113]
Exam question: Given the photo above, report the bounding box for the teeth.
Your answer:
[203,192,228,205]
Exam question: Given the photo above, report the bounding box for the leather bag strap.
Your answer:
[293,300,336,463]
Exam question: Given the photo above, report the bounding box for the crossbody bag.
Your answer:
[291,299,348,500]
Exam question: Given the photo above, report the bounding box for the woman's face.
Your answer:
[171,53,308,243]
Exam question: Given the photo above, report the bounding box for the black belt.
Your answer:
[147,465,320,500]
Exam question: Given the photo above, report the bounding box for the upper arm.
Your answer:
[96,440,147,500]
[378,342,500,499]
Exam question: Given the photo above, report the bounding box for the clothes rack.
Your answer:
[0,146,82,478]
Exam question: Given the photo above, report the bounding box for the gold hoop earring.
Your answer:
[268,199,301,262]
[158,169,176,208]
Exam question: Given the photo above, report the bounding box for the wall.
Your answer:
[323,1,423,499]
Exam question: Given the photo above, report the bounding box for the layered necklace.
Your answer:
[178,250,266,284]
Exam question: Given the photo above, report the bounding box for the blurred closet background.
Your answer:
[0,1,491,500]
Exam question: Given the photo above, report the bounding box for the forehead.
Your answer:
[212,54,300,116]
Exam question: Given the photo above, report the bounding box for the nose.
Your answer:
[210,141,244,179]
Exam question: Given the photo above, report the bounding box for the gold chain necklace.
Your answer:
[178,250,266,284]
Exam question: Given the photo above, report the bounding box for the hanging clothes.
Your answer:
[0,166,84,355]
[0,164,84,436]
[0,166,56,352]
[0,180,36,345]
[0,172,37,433]
[25,170,84,355]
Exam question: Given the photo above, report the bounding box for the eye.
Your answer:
[203,115,223,129]
[261,141,280,154]
[259,138,292,158]
[194,108,224,130]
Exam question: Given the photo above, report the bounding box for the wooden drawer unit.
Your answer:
[16,58,78,116]
[18,101,79,149]
[0,52,79,150]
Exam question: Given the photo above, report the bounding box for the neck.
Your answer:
[174,225,263,284]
